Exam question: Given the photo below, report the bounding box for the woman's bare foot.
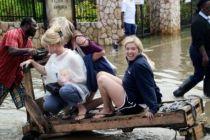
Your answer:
[75,104,87,120]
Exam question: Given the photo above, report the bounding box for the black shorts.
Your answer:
[117,96,144,115]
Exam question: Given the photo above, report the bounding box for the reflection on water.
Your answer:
[0,29,206,140]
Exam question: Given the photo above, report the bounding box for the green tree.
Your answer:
[75,0,97,22]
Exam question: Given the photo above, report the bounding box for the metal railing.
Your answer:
[0,0,44,22]
[0,0,199,33]
[136,3,151,38]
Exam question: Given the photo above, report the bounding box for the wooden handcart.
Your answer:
[22,69,206,140]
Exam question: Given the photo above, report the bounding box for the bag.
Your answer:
[33,47,48,61]
[45,82,61,96]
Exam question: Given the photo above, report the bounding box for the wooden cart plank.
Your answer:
[24,96,51,133]
[23,92,204,136]
[51,111,187,133]
[179,123,205,140]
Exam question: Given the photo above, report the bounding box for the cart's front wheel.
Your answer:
[22,131,40,140]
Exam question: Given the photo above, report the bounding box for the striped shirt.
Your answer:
[0,28,32,88]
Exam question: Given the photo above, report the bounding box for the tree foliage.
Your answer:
[75,0,97,22]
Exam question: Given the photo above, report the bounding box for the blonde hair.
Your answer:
[122,35,144,53]
[49,17,75,44]
[122,35,155,69]
[41,25,65,47]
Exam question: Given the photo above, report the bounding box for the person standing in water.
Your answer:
[173,0,210,97]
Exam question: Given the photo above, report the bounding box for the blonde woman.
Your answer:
[20,25,89,119]
[94,36,162,119]
[49,17,75,47]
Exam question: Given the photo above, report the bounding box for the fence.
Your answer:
[0,0,97,23]
[0,0,44,22]
[136,3,151,37]
[0,0,200,33]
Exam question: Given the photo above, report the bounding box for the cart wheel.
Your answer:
[122,127,134,133]
[22,131,40,140]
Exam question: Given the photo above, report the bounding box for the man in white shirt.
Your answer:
[121,0,137,36]
[112,0,137,51]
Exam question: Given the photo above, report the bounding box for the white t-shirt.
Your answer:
[44,49,89,101]
[121,0,136,24]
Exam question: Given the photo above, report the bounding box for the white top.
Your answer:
[121,0,136,24]
[45,49,89,101]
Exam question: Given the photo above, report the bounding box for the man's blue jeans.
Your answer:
[124,22,137,36]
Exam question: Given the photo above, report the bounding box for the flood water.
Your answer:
[0,29,209,140]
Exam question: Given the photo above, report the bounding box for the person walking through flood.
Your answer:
[173,0,210,97]
[0,17,38,109]
[93,35,162,120]
[20,25,90,120]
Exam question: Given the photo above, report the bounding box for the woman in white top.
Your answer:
[20,25,90,119]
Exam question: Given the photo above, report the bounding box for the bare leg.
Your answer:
[75,104,87,120]
[94,73,125,118]
[74,98,103,120]
[97,71,122,85]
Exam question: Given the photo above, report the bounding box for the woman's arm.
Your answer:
[92,50,105,61]
[8,46,36,56]
[134,62,159,115]
[20,59,47,75]
[89,40,105,61]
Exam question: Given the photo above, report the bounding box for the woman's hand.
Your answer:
[57,78,71,86]
[20,59,32,69]
[145,111,154,120]
[92,50,105,61]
